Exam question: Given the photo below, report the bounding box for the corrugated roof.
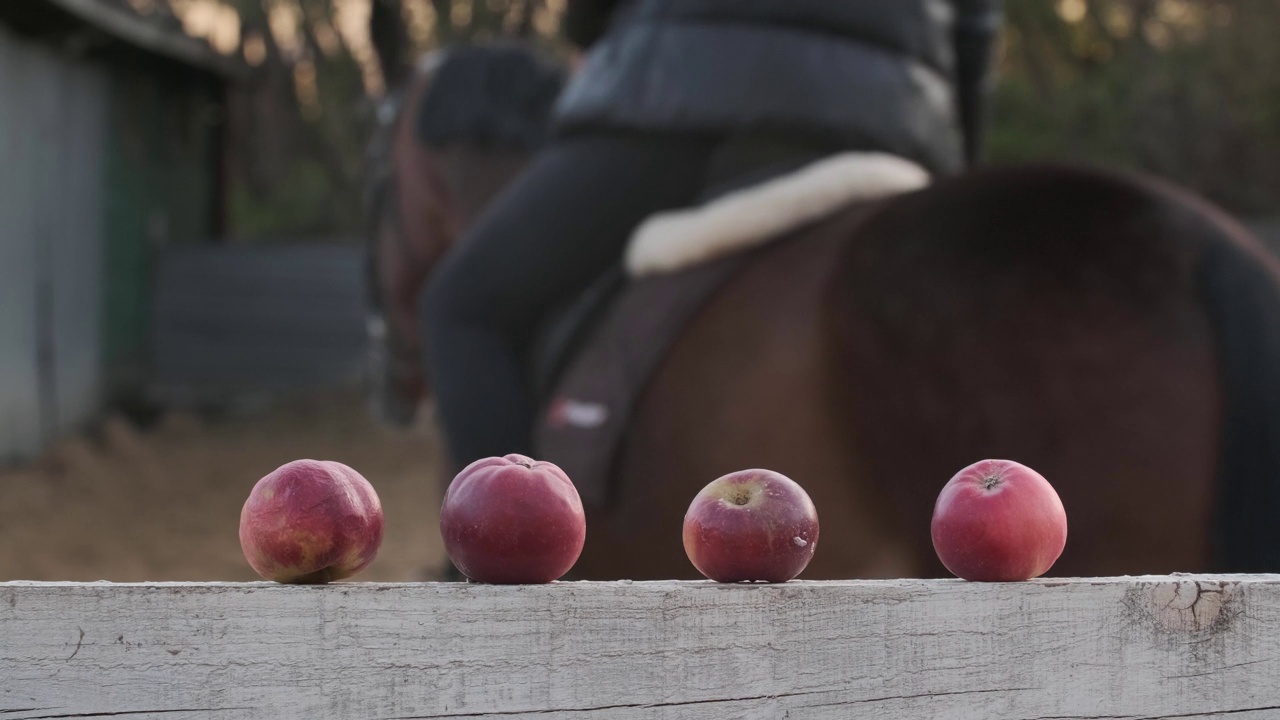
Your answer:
[2,0,244,78]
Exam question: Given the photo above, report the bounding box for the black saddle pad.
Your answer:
[529,131,844,504]
[532,252,751,507]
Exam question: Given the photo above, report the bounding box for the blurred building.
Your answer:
[0,0,238,461]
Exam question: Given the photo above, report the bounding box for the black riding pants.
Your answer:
[424,131,719,467]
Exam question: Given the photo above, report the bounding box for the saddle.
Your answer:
[530,135,929,506]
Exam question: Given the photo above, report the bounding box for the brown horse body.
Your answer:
[368,48,1280,581]
[589,168,1241,580]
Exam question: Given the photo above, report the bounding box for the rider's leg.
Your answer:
[424,130,718,467]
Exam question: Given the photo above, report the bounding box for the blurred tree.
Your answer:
[990,0,1280,215]
[153,0,562,242]
[369,0,412,88]
[150,0,1276,240]
[218,0,375,240]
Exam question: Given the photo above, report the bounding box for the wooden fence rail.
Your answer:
[3,576,1279,719]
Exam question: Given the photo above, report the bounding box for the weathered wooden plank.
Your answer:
[150,245,368,394]
[0,25,50,462]
[29,29,63,442]
[47,56,108,435]
[2,576,1279,718]
[0,24,112,462]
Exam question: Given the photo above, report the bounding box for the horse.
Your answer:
[364,44,564,428]
[364,43,1280,581]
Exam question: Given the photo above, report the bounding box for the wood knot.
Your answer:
[1144,580,1236,634]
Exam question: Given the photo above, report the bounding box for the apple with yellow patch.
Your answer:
[239,459,384,583]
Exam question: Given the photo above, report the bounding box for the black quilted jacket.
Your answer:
[556,0,1002,174]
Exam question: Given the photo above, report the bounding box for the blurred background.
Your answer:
[0,0,1277,582]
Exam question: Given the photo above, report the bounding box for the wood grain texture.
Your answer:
[151,245,367,396]
[2,576,1279,719]
[0,23,110,462]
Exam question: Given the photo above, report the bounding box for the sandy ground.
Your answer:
[0,389,449,582]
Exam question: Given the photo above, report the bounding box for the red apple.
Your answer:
[440,454,586,584]
[239,459,384,583]
[682,469,819,583]
[931,459,1068,582]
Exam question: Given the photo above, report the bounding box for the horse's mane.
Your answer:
[415,43,566,152]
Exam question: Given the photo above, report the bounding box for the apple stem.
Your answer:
[514,461,532,469]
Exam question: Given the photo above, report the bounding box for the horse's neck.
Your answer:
[432,147,532,235]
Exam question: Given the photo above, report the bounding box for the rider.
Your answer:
[424,0,1003,469]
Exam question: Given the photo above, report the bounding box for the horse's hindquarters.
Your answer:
[832,166,1225,578]
[581,219,919,581]
[587,166,1241,581]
